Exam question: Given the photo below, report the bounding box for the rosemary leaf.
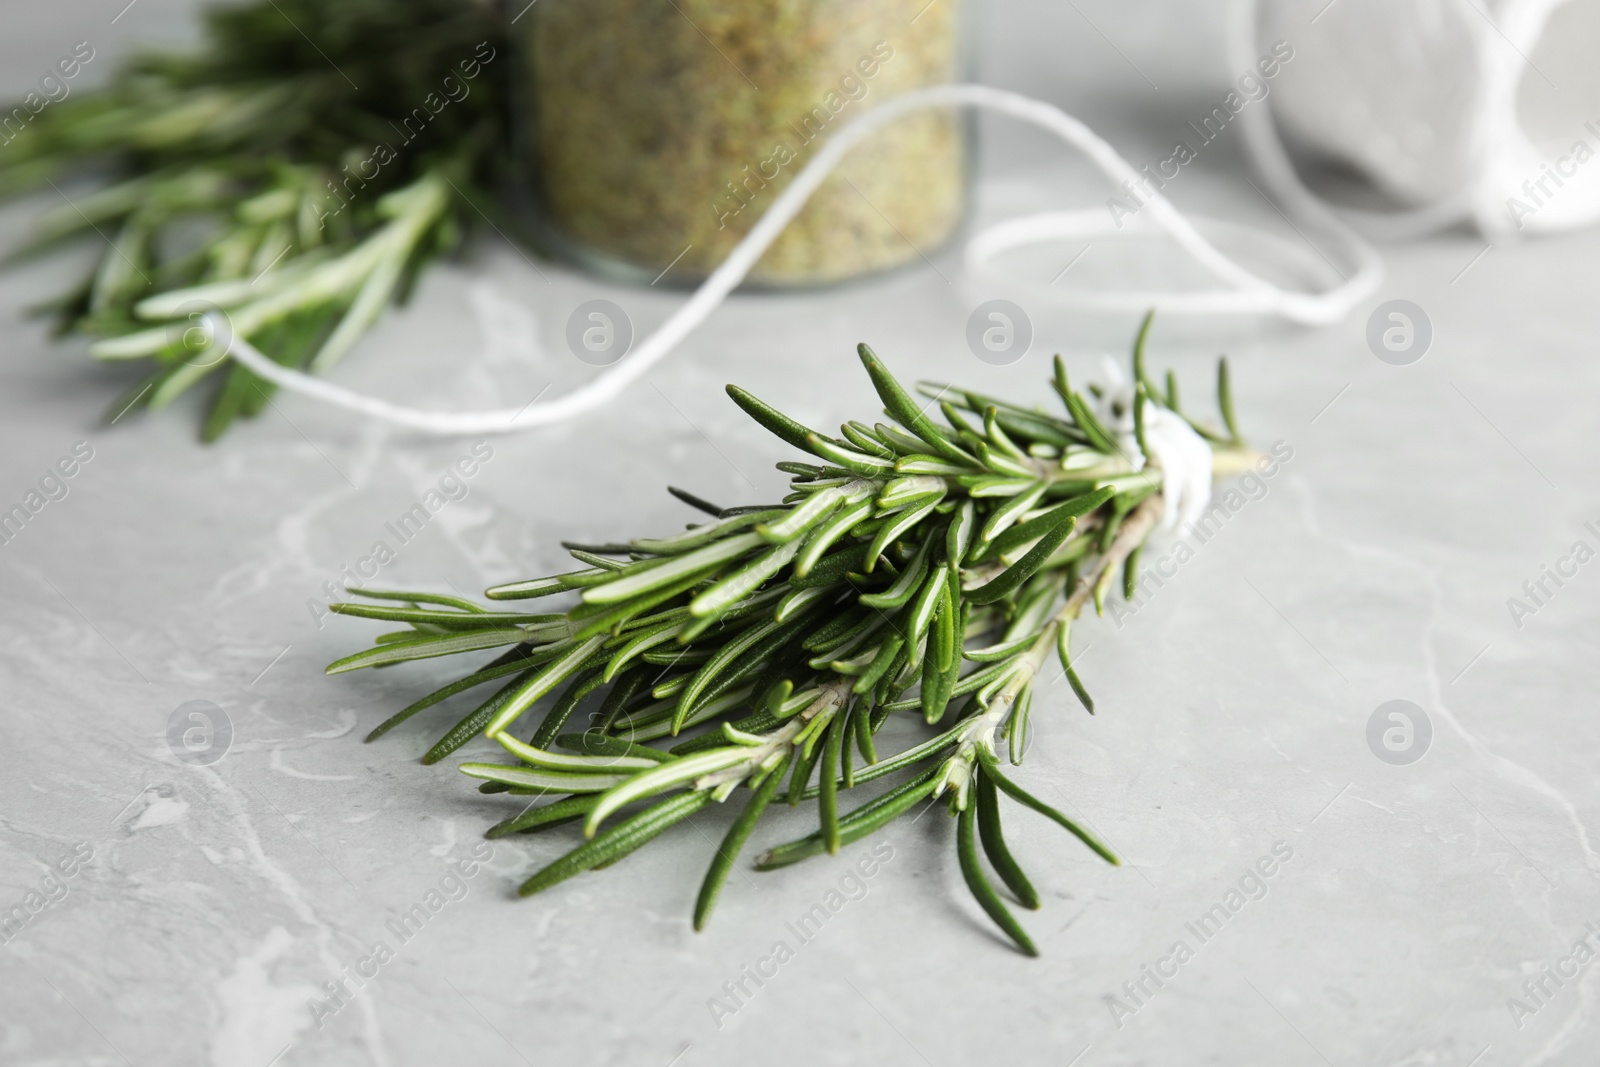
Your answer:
[519,791,714,897]
[975,748,1118,866]
[957,797,1038,956]
[758,767,940,870]
[976,770,1040,908]
[694,753,793,930]
[486,796,600,839]
[324,628,532,674]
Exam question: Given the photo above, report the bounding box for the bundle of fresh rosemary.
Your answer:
[1,0,511,439]
[326,321,1255,955]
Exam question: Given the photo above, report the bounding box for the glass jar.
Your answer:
[516,0,968,287]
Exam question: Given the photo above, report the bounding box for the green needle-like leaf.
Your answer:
[484,635,608,737]
[757,486,846,543]
[1057,625,1096,715]
[853,700,878,765]
[347,588,490,613]
[583,534,763,605]
[1131,308,1159,399]
[554,732,675,764]
[584,748,749,837]
[858,343,975,466]
[1218,356,1241,442]
[694,753,793,930]
[528,668,606,749]
[422,671,534,766]
[486,796,599,839]
[806,433,897,476]
[668,486,724,517]
[364,651,545,742]
[1133,382,1151,461]
[485,572,594,600]
[496,732,659,773]
[519,791,713,897]
[674,614,811,734]
[458,762,627,793]
[858,539,932,610]
[1065,666,1095,714]
[787,735,823,806]
[976,770,1039,909]
[904,566,948,651]
[758,767,940,869]
[852,634,905,695]
[957,795,1038,956]
[819,714,845,853]
[794,497,874,577]
[965,508,1081,606]
[975,748,1119,866]
[862,494,944,572]
[689,540,800,617]
[946,499,976,569]
[979,483,1048,545]
[1051,354,1073,411]
[726,384,826,454]
[324,628,532,674]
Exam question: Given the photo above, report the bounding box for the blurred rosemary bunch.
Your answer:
[325,318,1258,955]
[0,0,513,439]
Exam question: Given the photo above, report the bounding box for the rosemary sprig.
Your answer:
[327,321,1255,955]
[1,0,514,439]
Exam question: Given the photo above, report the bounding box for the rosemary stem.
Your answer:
[937,494,1166,806]
[694,677,854,795]
[1056,494,1163,627]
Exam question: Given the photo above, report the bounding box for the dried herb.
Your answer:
[327,321,1255,955]
[526,0,965,284]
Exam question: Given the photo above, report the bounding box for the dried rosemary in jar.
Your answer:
[521,0,967,286]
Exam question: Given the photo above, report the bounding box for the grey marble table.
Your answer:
[3,2,1598,1066]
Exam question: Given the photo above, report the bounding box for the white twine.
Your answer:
[212,82,1382,438]
[1240,0,1591,239]
[1091,358,1216,534]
